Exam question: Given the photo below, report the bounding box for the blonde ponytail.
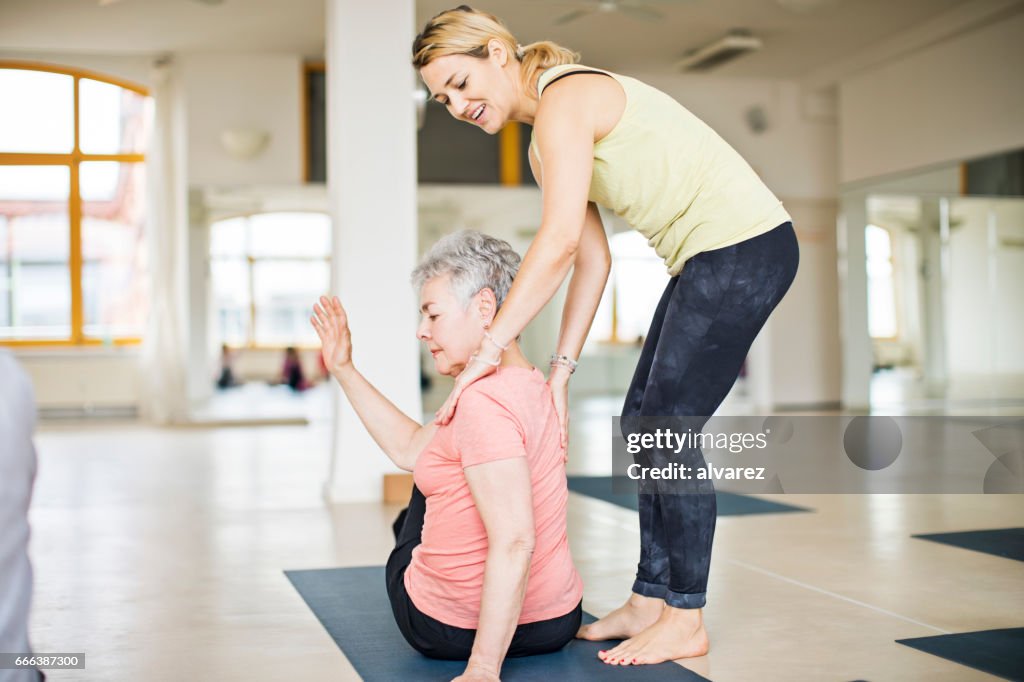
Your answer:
[518,41,580,93]
[413,6,579,92]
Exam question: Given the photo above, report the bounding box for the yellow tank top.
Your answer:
[532,64,791,276]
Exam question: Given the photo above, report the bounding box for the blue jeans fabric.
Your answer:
[623,222,799,609]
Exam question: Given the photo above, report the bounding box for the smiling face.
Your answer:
[416,274,494,376]
[419,43,518,135]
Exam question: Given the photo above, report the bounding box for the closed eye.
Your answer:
[432,77,467,106]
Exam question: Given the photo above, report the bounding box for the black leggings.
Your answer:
[625,221,800,609]
[385,486,582,660]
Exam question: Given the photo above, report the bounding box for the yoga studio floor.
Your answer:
[27,388,1023,681]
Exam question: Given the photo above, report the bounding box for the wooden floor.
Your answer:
[26,389,1024,681]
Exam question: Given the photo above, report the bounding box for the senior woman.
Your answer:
[311,231,583,682]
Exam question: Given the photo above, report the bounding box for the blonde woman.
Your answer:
[413,5,799,667]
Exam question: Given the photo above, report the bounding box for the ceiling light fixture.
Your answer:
[676,30,762,72]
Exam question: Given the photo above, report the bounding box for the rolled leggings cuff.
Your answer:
[631,579,667,600]
[665,589,706,610]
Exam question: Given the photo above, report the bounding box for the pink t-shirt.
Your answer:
[404,366,583,630]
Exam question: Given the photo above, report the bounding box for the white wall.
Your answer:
[760,199,842,408]
[946,198,1024,376]
[839,11,1024,184]
[857,164,962,196]
[177,53,303,186]
[15,350,139,411]
[630,73,839,200]
[990,201,1024,374]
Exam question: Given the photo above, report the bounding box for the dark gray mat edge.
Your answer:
[896,627,1024,682]
[567,475,811,516]
[286,565,708,681]
[912,528,1024,563]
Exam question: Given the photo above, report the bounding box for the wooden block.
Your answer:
[383,472,414,504]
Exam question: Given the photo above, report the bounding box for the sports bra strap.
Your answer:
[539,68,613,95]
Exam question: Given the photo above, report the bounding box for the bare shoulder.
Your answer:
[535,71,626,142]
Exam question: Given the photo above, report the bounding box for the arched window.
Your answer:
[210,212,331,347]
[866,224,898,339]
[0,62,152,345]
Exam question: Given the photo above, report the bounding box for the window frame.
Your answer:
[209,210,331,350]
[0,61,150,347]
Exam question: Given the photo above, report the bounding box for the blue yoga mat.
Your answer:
[567,476,810,516]
[897,627,1024,681]
[912,528,1024,562]
[286,566,706,681]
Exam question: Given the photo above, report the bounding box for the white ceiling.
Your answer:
[0,0,327,56]
[0,0,974,78]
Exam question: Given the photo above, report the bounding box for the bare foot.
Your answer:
[598,605,709,665]
[576,593,665,641]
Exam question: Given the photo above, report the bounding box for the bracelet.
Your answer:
[483,330,509,352]
[549,354,578,374]
[471,352,501,367]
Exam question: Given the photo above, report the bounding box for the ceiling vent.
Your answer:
[676,31,762,72]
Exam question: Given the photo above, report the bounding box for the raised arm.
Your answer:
[312,295,435,471]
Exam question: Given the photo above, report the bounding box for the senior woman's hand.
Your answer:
[311,295,353,375]
[451,662,501,682]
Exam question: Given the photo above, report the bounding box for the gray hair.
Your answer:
[411,230,521,308]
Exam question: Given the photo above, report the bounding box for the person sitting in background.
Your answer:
[279,346,308,392]
[216,343,238,390]
[0,351,44,682]
[311,231,582,682]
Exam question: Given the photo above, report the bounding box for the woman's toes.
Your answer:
[602,644,632,665]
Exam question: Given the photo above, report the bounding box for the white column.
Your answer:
[918,198,948,396]
[186,190,213,409]
[140,60,191,424]
[324,0,420,502]
[837,191,872,410]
